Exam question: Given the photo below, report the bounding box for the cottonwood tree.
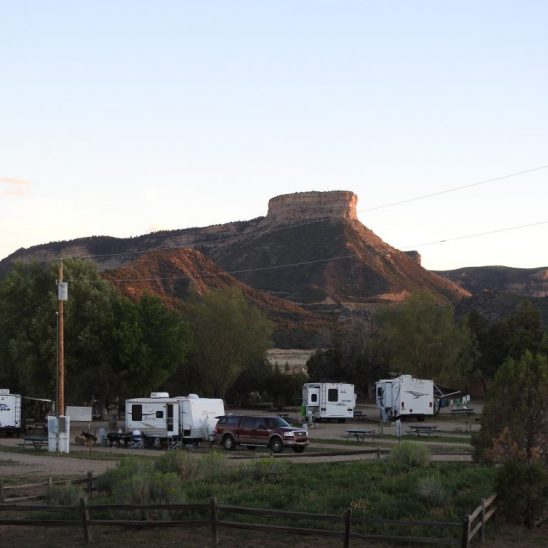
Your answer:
[0,260,191,410]
[370,290,473,385]
[180,287,273,397]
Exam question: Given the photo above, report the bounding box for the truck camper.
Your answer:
[302,382,356,423]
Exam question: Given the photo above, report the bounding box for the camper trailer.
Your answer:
[376,375,438,422]
[0,389,22,436]
[125,393,225,445]
[302,383,356,422]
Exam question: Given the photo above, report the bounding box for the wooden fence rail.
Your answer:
[0,493,498,547]
[0,473,497,547]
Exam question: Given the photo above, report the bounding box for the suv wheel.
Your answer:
[270,437,283,454]
[222,434,236,451]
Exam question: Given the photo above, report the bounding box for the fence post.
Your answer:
[461,514,470,548]
[210,496,218,546]
[481,498,486,544]
[343,507,352,548]
[376,447,380,460]
[80,497,91,544]
[0,480,4,503]
[87,472,93,499]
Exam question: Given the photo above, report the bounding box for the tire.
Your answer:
[270,437,283,454]
[222,434,236,451]
[292,446,305,453]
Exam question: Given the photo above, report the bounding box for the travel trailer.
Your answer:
[0,389,22,436]
[302,382,356,422]
[125,393,225,445]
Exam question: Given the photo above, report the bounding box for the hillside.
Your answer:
[436,265,548,298]
[103,248,331,347]
[0,191,470,311]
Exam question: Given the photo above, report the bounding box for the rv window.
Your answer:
[132,404,142,422]
[328,389,338,402]
[311,394,318,403]
[156,411,163,419]
[377,387,383,398]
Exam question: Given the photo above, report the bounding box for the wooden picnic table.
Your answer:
[345,429,377,442]
[352,410,367,421]
[407,425,439,437]
[106,432,133,447]
[22,436,49,450]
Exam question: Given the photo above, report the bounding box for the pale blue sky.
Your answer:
[1,1,547,269]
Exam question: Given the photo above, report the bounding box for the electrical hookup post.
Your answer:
[49,263,70,453]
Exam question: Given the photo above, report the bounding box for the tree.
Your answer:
[180,287,273,397]
[463,301,548,394]
[473,351,548,464]
[0,260,192,411]
[370,291,472,385]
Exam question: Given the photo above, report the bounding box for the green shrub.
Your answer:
[155,450,228,482]
[388,441,431,468]
[95,457,154,495]
[416,472,447,507]
[47,483,82,506]
[495,461,548,528]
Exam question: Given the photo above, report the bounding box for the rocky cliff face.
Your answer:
[266,191,358,223]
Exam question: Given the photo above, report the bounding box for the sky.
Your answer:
[1,1,547,270]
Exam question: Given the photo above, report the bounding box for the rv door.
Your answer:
[167,403,178,436]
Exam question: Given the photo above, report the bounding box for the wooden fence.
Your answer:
[0,472,94,503]
[0,485,498,547]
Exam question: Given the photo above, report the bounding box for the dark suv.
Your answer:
[213,415,309,453]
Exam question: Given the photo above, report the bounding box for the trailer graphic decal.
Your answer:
[405,390,429,399]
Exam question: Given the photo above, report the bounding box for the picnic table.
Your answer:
[105,432,133,447]
[407,425,439,437]
[450,407,476,416]
[345,429,377,442]
[352,410,367,421]
[22,436,48,450]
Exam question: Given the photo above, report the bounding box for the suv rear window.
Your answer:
[218,416,239,426]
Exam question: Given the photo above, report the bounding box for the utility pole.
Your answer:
[57,258,67,417]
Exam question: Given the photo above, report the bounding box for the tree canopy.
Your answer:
[179,287,273,398]
[370,291,472,385]
[0,260,191,409]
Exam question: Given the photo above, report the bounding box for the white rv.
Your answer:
[125,392,224,445]
[302,383,356,422]
[376,375,438,422]
[0,389,22,435]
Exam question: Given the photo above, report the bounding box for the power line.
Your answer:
[66,163,548,262]
[362,163,548,212]
[70,254,357,284]
[0,293,53,325]
[400,220,548,249]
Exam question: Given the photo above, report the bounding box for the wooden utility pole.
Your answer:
[57,258,65,416]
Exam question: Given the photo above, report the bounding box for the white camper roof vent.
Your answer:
[150,392,170,398]
[188,393,199,399]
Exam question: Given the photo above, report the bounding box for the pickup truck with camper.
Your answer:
[213,415,309,453]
